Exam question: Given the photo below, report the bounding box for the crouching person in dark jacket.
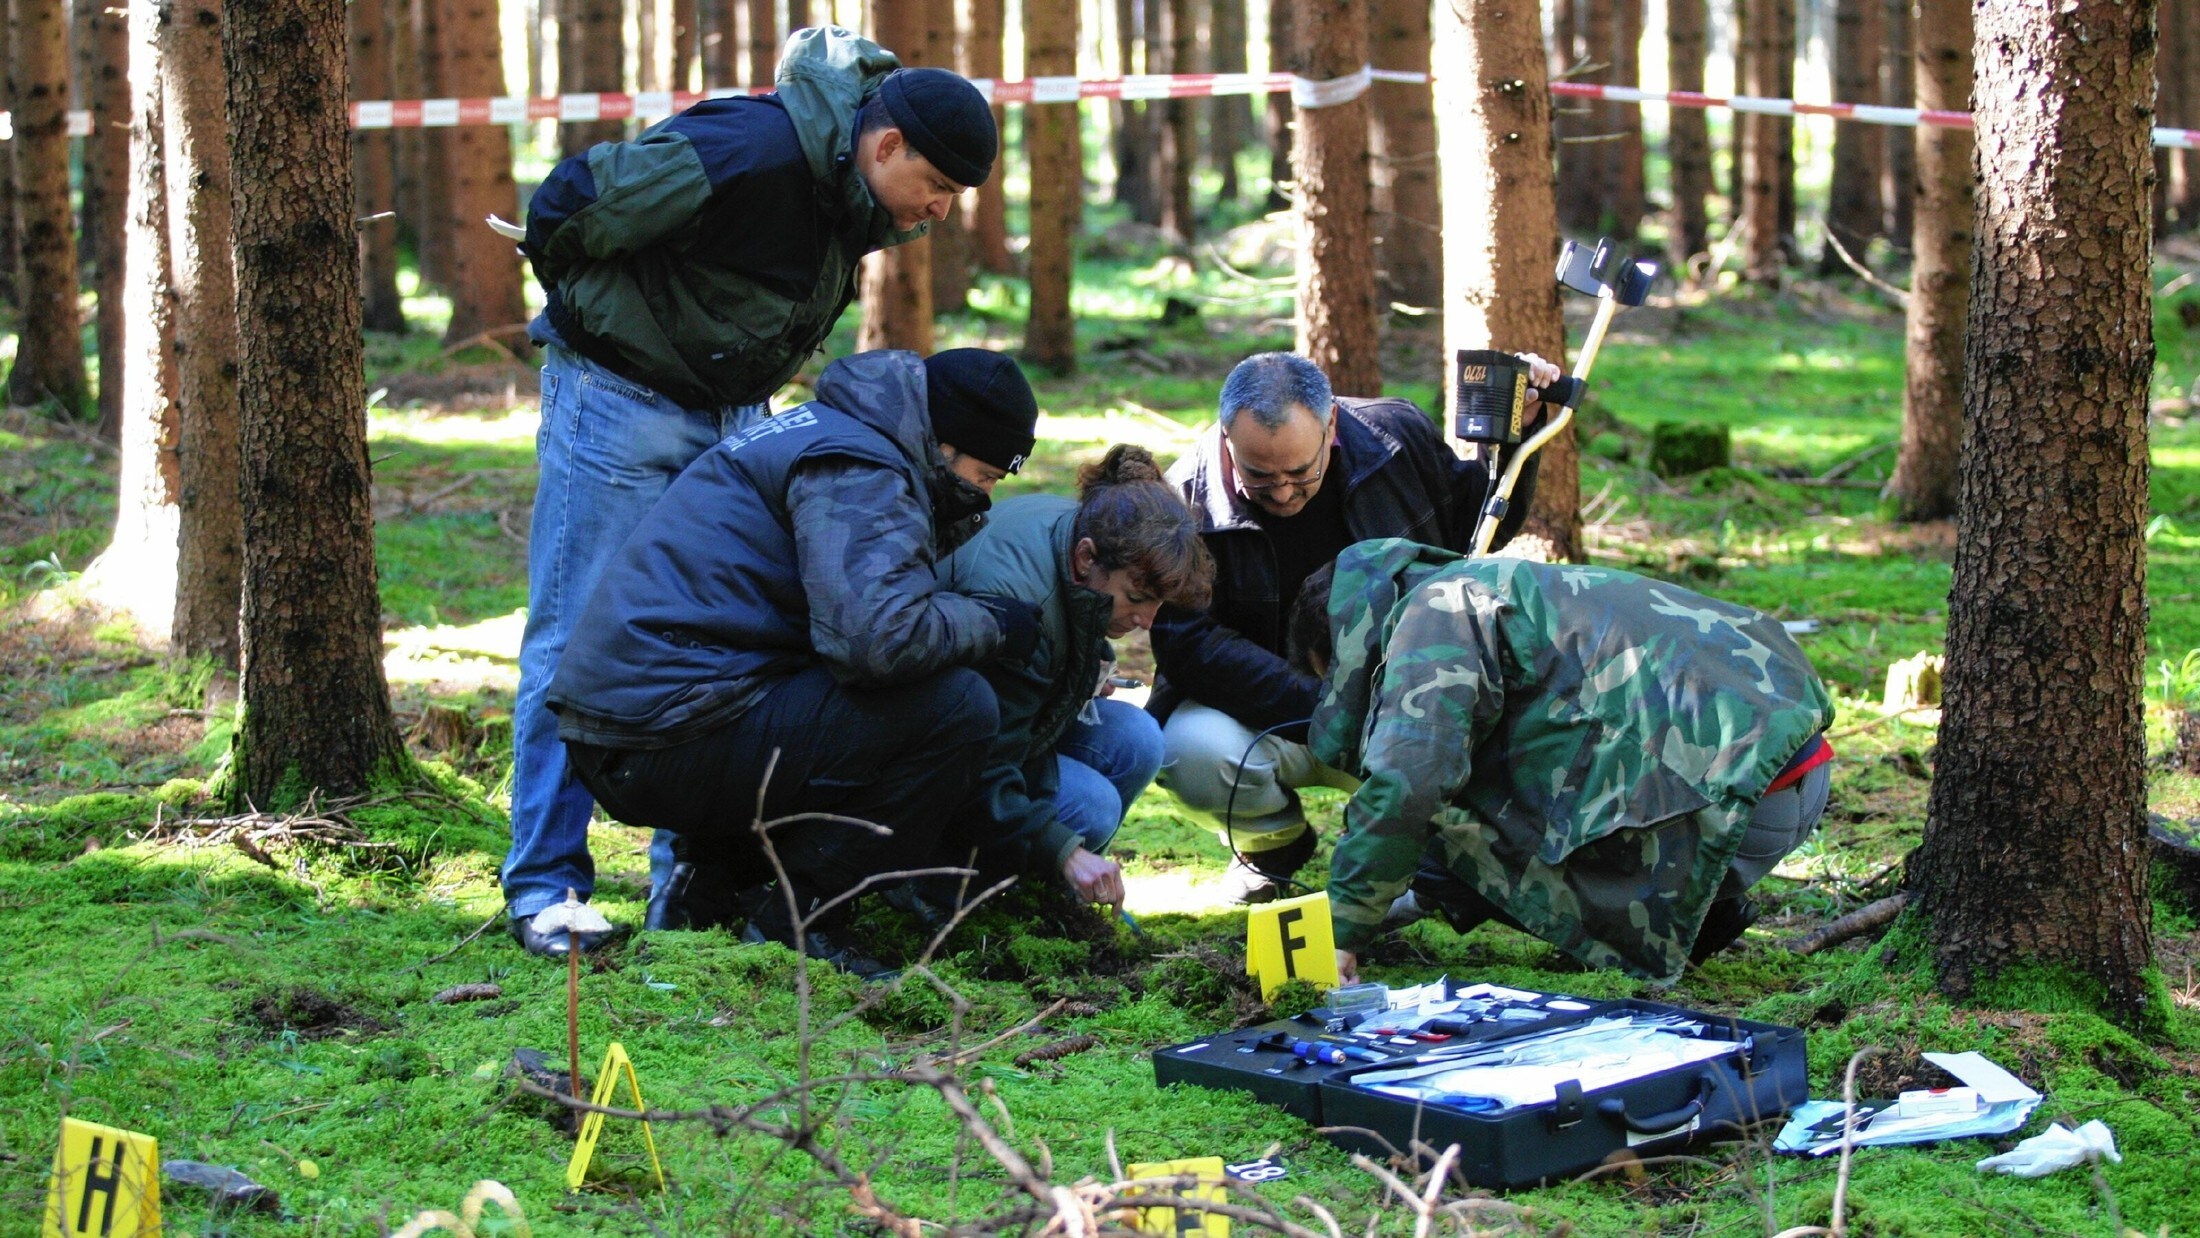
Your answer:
[924,446,1213,919]
[546,348,1044,979]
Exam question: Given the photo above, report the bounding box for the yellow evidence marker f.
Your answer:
[1244,890,1338,1000]
[1126,1157,1229,1237]
[566,1042,667,1192]
[44,1118,159,1238]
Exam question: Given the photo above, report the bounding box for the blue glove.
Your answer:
[974,594,1043,664]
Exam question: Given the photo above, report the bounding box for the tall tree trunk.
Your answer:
[1612,0,1643,239]
[1739,0,1781,285]
[706,0,737,88]
[1725,0,1744,221]
[1024,0,1079,373]
[79,0,128,439]
[1263,0,1291,209]
[222,0,410,807]
[1368,0,1438,309]
[1819,0,1882,274]
[411,0,453,289]
[1553,0,1642,241]
[561,0,624,155]
[1113,0,1159,222]
[1883,0,1966,521]
[963,0,1012,273]
[1291,0,1378,394]
[1159,0,1200,243]
[352,0,406,332]
[1435,0,1571,560]
[164,0,244,670]
[1666,0,1710,274]
[671,0,697,91]
[392,0,426,285]
[1909,0,2156,1025]
[1880,0,1913,246]
[856,0,933,352]
[1210,0,1249,203]
[744,0,774,83]
[78,0,181,636]
[1772,0,1793,253]
[7,0,89,414]
[0,3,15,307]
[441,0,527,344]
[637,0,660,90]
[927,0,973,312]
[2156,0,2196,230]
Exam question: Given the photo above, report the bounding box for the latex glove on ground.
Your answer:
[1975,1120,2121,1177]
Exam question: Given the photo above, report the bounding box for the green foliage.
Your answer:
[1648,420,1734,476]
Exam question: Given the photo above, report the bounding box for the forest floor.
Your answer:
[6,239,2200,1234]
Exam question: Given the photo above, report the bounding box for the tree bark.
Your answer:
[856,0,934,353]
[1666,0,1709,273]
[1210,0,1249,202]
[440,0,527,344]
[2156,0,2197,229]
[927,0,972,312]
[1819,0,1882,274]
[1434,0,1571,560]
[163,0,244,670]
[351,0,406,331]
[1368,0,1439,310]
[7,0,89,414]
[222,0,410,806]
[410,0,453,288]
[391,0,427,285]
[1909,0,2156,1025]
[1290,0,1379,395]
[1773,0,1794,253]
[79,0,129,438]
[1552,0,1642,242]
[1880,0,1913,246]
[1263,0,1291,209]
[561,0,624,155]
[0,3,15,307]
[1159,0,1201,243]
[706,0,737,89]
[670,0,696,91]
[1113,0,1159,223]
[1739,0,1781,285]
[1023,0,1079,373]
[962,0,1012,273]
[1883,0,1966,522]
[744,0,774,85]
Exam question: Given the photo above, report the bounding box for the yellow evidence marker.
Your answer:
[565,1042,667,1192]
[1125,1156,1229,1237]
[1244,890,1338,1000]
[44,1118,159,1238]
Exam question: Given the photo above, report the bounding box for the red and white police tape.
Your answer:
[9,71,2200,149]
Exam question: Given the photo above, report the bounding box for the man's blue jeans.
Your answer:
[1052,697,1165,855]
[502,344,766,921]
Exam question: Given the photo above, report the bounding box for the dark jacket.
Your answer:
[1147,396,1537,739]
[935,496,1115,874]
[547,351,1003,747]
[522,28,924,409]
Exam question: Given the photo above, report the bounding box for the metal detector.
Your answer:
[1462,237,1658,555]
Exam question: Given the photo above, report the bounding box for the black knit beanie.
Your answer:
[925,348,1038,474]
[879,68,998,189]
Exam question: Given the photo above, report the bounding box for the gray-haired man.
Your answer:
[1146,350,1558,902]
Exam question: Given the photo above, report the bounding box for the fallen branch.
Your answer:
[1822,229,1911,308]
[1792,892,1912,956]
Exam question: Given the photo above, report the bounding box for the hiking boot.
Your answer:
[1410,862,1531,937]
[1689,895,1762,965]
[881,879,957,936]
[1221,831,1318,905]
[644,864,766,932]
[741,888,897,982]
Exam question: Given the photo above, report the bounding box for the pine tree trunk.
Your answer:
[1551,0,1600,234]
[351,0,405,332]
[1210,0,1249,202]
[391,0,426,281]
[222,0,410,806]
[1739,0,1781,285]
[1159,0,1200,243]
[561,0,624,154]
[1612,0,1643,239]
[1024,0,1079,373]
[1290,0,1378,395]
[856,0,933,352]
[1773,0,1794,253]
[1368,0,1438,310]
[1819,0,1882,274]
[706,0,737,88]
[441,0,527,344]
[1435,0,1572,561]
[1725,0,1744,220]
[79,0,128,439]
[927,0,972,312]
[412,0,453,288]
[1263,0,1291,209]
[744,0,774,84]
[1666,0,1710,273]
[1909,0,2156,1025]
[1883,0,1966,522]
[1880,0,1913,246]
[163,0,244,670]
[671,0,696,91]
[78,0,182,637]
[7,0,89,414]
[1113,0,1159,223]
[0,5,15,307]
[963,0,1012,273]
[2157,0,2196,229]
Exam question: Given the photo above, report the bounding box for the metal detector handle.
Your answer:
[1467,291,1627,556]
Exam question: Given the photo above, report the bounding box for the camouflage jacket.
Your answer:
[1311,539,1833,980]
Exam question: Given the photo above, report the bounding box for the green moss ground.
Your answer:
[5,254,2200,1233]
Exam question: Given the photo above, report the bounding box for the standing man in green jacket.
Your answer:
[503,25,1002,957]
[1292,540,1835,983]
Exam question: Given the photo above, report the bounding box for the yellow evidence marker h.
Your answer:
[1125,1156,1229,1237]
[1244,890,1338,1000]
[44,1118,159,1238]
[566,1042,667,1192]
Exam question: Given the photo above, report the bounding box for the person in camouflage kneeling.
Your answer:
[1288,539,1836,984]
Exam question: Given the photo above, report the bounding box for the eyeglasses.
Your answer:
[1235,452,1329,494]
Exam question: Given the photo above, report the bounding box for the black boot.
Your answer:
[740,886,897,982]
[645,835,763,932]
[1689,895,1762,965]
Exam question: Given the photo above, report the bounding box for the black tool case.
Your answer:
[1153,995,1806,1190]
[1318,999,1808,1188]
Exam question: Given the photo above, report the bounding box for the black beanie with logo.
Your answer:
[924,348,1038,474]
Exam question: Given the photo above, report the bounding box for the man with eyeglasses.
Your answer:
[1147,350,1559,903]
